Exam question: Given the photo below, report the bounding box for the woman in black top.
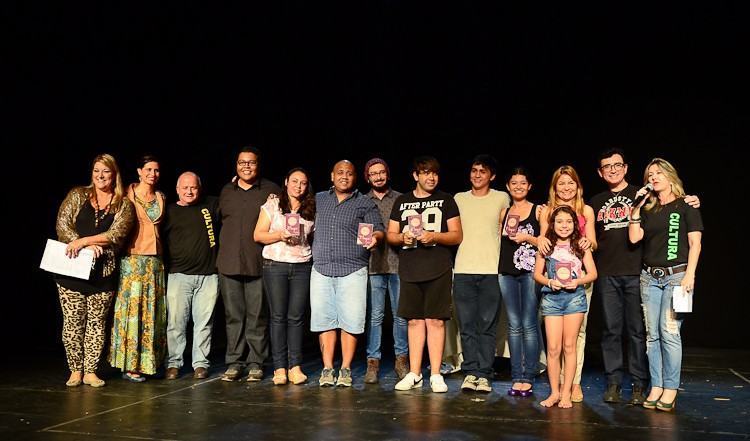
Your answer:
[629,158,703,411]
[55,154,135,387]
[498,167,541,397]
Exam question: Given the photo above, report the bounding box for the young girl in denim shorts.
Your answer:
[534,206,598,408]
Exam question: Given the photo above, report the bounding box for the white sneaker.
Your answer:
[395,372,423,391]
[430,374,448,393]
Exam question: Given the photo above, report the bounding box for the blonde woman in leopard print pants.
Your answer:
[55,154,134,387]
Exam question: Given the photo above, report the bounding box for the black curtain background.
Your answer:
[6,3,747,355]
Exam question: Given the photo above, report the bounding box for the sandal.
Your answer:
[123,371,146,383]
[288,367,308,385]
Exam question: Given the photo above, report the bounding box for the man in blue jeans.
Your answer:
[163,172,220,380]
[452,155,509,393]
[363,158,409,384]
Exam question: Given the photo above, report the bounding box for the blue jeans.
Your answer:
[366,274,408,359]
[166,273,219,369]
[453,274,502,379]
[499,273,539,384]
[641,270,685,389]
[263,260,312,370]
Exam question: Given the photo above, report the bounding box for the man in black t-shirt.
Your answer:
[163,172,220,380]
[387,156,462,393]
[590,149,648,404]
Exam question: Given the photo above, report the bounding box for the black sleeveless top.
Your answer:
[55,202,117,294]
[499,203,540,276]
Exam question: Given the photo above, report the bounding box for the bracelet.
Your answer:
[630,216,641,221]
[629,219,641,224]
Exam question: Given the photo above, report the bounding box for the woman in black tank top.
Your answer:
[498,168,541,397]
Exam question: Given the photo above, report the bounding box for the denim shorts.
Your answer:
[541,288,588,316]
[310,266,368,334]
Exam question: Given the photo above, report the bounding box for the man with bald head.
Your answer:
[163,172,220,380]
[311,160,385,387]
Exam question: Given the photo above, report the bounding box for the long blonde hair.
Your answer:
[87,153,125,211]
[643,158,685,211]
[548,165,585,215]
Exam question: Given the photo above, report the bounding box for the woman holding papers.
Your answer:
[254,168,316,385]
[109,155,167,382]
[55,153,135,387]
[628,158,702,412]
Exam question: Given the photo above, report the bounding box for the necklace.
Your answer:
[94,194,113,228]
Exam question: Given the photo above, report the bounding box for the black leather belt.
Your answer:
[642,263,687,278]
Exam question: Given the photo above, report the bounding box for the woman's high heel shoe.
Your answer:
[642,398,659,410]
[656,393,678,412]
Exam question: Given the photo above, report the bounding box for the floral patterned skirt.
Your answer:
[109,255,166,375]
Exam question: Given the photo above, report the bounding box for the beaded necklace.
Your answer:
[93,193,113,228]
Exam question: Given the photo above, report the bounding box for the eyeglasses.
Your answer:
[237,160,258,167]
[600,162,625,172]
[418,170,438,177]
[368,170,387,178]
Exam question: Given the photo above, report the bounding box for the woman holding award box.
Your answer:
[254,167,316,385]
[534,206,597,408]
[538,165,597,402]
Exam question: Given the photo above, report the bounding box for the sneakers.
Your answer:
[475,377,492,393]
[394,355,410,380]
[319,368,336,387]
[246,365,263,382]
[630,385,646,405]
[221,366,241,382]
[336,368,353,387]
[430,374,448,393]
[427,362,460,375]
[395,372,423,391]
[364,358,380,384]
[603,384,622,403]
[461,375,478,391]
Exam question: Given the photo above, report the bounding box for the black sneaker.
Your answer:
[630,385,646,405]
[603,384,622,403]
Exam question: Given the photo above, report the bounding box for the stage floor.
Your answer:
[2,348,748,441]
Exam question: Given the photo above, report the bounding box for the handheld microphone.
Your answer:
[633,183,654,206]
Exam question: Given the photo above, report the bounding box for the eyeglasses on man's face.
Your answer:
[600,162,624,172]
[237,160,258,167]
[368,170,387,178]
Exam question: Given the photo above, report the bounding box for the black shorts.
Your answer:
[397,270,453,320]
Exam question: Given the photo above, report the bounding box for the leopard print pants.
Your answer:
[57,285,114,373]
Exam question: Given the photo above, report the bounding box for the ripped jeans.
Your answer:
[640,270,685,389]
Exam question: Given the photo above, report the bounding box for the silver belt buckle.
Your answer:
[652,267,666,278]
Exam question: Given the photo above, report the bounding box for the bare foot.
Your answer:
[540,393,560,407]
[558,394,573,408]
[68,371,82,382]
[512,382,524,390]
[520,383,533,392]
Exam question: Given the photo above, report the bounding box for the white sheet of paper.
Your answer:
[40,239,94,280]
[672,286,693,313]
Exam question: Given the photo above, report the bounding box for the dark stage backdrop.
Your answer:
[7,3,747,354]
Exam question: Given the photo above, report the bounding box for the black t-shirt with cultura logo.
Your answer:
[641,198,703,268]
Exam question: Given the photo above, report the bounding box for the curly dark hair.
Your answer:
[279,167,315,221]
[544,205,584,258]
